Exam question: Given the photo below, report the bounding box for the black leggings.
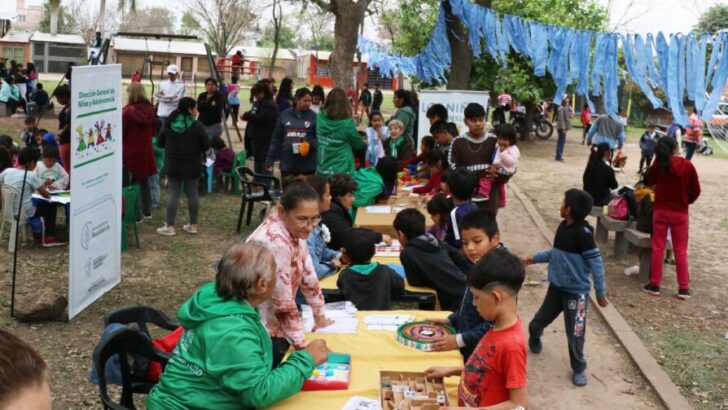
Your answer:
[34,202,58,236]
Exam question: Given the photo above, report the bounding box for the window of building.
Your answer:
[17,15,26,23]
[3,47,24,63]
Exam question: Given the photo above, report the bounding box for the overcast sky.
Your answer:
[25,0,728,37]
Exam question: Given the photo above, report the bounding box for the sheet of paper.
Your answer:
[32,193,71,205]
[391,206,406,214]
[342,396,382,410]
[364,314,414,331]
[365,205,392,214]
[302,301,359,333]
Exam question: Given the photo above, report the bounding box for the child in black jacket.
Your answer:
[337,229,404,310]
[395,208,467,312]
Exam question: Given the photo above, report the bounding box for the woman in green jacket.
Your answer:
[147,241,330,410]
[389,89,417,144]
[316,88,362,177]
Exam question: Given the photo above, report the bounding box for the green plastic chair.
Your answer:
[121,184,141,251]
[218,150,247,194]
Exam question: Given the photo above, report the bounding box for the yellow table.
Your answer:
[268,310,462,409]
[354,190,433,238]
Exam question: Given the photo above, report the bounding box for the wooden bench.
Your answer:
[596,215,634,260]
[625,228,673,278]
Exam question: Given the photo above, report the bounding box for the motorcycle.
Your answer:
[509,110,554,140]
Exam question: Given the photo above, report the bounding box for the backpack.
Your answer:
[607,196,629,220]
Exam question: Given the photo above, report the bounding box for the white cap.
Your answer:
[166,64,179,74]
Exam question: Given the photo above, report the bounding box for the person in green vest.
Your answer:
[316,88,362,177]
[389,89,418,144]
[147,241,330,410]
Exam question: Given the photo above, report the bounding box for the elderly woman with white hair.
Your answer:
[383,119,415,168]
[147,241,330,410]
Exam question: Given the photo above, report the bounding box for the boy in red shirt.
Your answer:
[426,248,528,409]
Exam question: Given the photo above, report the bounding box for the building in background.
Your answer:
[0,30,31,62]
[31,32,86,73]
[110,37,215,79]
[296,51,398,90]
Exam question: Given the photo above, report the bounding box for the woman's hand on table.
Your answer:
[304,339,331,365]
[424,366,462,379]
[381,234,392,245]
[312,314,334,332]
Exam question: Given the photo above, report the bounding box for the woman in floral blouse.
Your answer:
[247,179,333,366]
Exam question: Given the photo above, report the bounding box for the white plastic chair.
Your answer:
[0,184,32,252]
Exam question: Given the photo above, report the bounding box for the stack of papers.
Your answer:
[365,205,392,214]
[342,396,381,410]
[302,302,359,334]
[375,240,402,257]
[363,314,415,331]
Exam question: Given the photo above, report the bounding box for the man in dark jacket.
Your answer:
[394,208,466,312]
[242,81,278,182]
[265,89,317,177]
[371,83,383,112]
[358,84,372,120]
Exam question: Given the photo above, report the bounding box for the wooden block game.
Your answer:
[379,371,448,410]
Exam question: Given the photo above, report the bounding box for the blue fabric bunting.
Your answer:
[358,0,728,124]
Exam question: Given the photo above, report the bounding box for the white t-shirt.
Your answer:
[155,79,186,117]
[0,167,42,219]
[35,162,69,190]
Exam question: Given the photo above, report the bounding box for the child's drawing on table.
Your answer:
[475,124,520,207]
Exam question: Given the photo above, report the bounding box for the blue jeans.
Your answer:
[149,174,160,208]
[684,142,697,161]
[556,129,567,160]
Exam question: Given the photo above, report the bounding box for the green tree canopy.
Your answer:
[257,23,296,48]
[694,4,728,33]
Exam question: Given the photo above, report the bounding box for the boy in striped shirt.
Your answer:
[523,188,609,387]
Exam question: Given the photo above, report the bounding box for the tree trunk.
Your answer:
[268,2,281,77]
[445,0,491,89]
[50,5,59,35]
[329,0,365,89]
[99,0,106,31]
[521,102,536,141]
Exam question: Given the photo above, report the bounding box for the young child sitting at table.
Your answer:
[0,148,64,247]
[336,228,404,310]
[428,209,502,361]
[395,208,467,312]
[426,248,528,409]
[400,135,435,171]
[412,148,446,197]
[443,167,479,249]
[426,193,452,242]
[524,188,608,387]
[34,145,69,190]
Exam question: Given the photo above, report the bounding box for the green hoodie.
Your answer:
[146,282,315,410]
[315,110,362,177]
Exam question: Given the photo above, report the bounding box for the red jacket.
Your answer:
[645,156,700,213]
[413,170,442,195]
[122,102,158,182]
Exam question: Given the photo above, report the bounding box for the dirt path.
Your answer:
[497,181,663,409]
[513,130,728,408]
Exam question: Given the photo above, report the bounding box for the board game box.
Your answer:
[301,353,351,391]
[379,371,449,410]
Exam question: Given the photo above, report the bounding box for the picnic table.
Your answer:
[354,188,434,237]
[267,310,462,410]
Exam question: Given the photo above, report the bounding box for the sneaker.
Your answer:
[572,371,588,387]
[642,283,660,296]
[528,337,543,354]
[555,158,565,162]
[157,225,176,236]
[42,236,66,247]
[676,289,691,300]
[183,224,198,234]
[472,194,489,203]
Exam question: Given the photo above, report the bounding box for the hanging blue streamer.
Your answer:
[357,0,724,124]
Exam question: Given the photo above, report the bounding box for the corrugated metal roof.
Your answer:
[112,37,213,56]
[31,31,85,45]
[0,31,31,43]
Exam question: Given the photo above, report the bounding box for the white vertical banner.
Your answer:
[418,90,490,140]
[68,65,123,319]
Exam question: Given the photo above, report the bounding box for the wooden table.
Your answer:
[354,189,434,238]
[267,310,462,409]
